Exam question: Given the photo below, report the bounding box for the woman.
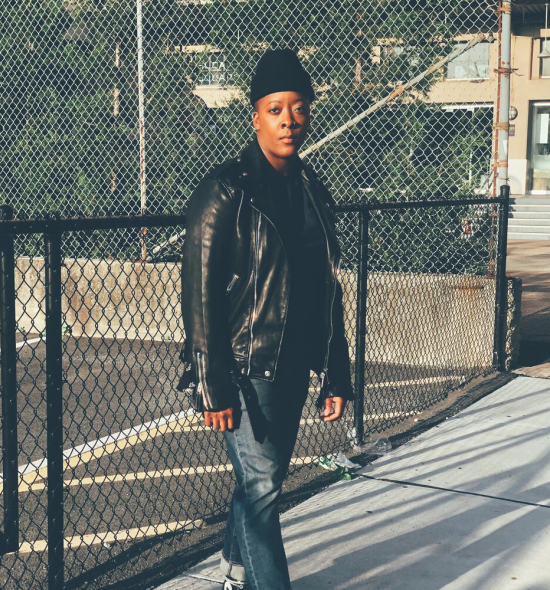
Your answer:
[178,48,355,590]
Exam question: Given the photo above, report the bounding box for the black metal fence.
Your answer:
[0,188,509,590]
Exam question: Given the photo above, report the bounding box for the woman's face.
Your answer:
[252,91,311,172]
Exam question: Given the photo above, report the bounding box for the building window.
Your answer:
[528,102,550,193]
[197,53,227,87]
[440,104,494,193]
[540,39,550,78]
[446,42,489,80]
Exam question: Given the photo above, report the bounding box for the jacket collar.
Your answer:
[239,135,301,182]
[238,135,307,214]
[237,135,287,224]
[237,135,339,264]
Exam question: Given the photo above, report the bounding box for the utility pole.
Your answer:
[112,40,120,195]
[494,0,512,196]
[137,0,147,260]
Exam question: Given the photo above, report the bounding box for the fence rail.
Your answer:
[0,187,509,590]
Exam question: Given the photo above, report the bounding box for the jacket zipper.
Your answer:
[195,350,209,410]
[248,202,290,380]
[226,273,239,294]
[247,212,261,375]
[246,176,335,383]
[319,250,341,390]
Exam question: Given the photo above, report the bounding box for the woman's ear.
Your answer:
[252,110,260,132]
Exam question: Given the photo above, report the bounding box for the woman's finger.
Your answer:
[322,398,333,418]
[204,409,235,431]
[333,398,344,420]
[323,397,344,422]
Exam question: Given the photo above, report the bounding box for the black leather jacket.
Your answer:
[177,137,355,412]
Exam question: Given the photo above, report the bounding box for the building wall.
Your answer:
[509,26,550,195]
[428,28,550,196]
[428,35,499,106]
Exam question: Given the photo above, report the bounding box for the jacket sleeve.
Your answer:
[180,176,240,412]
[312,173,355,407]
[325,275,355,403]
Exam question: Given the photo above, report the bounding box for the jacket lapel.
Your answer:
[301,165,340,266]
[238,137,279,226]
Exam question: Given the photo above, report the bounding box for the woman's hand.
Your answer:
[321,397,346,422]
[204,407,234,431]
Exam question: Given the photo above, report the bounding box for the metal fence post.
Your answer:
[44,220,64,590]
[493,185,510,371]
[0,205,19,555]
[353,208,369,447]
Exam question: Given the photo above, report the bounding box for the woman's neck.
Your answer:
[256,136,300,177]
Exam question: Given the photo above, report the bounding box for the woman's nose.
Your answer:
[281,108,296,128]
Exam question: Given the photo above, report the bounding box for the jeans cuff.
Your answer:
[220,552,247,583]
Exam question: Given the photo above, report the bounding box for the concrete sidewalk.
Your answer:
[157,376,550,590]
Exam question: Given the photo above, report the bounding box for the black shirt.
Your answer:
[254,137,327,371]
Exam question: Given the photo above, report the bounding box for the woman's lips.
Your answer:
[280,137,298,144]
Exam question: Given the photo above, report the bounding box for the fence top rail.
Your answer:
[0,212,187,236]
[0,194,508,236]
[334,196,507,214]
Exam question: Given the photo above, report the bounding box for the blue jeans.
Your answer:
[219,349,311,590]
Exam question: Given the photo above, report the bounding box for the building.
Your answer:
[429,1,550,201]
[187,2,549,202]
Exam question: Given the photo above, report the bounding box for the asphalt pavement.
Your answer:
[2,330,478,590]
[2,333,354,590]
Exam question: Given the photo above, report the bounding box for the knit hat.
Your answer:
[249,48,315,107]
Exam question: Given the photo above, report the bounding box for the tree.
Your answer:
[0,0,498,267]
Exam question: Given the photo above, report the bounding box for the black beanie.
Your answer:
[249,48,315,107]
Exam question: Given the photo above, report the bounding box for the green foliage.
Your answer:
[366,204,495,275]
[0,0,496,271]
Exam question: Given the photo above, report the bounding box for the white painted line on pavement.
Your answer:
[3,367,462,492]
[7,518,204,555]
[0,408,198,491]
[22,455,319,493]
[16,336,44,349]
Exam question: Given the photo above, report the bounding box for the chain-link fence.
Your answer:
[337,194,510,445]
[0,1,510,588]
[0,1,502,256]
[0,187,509,590]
